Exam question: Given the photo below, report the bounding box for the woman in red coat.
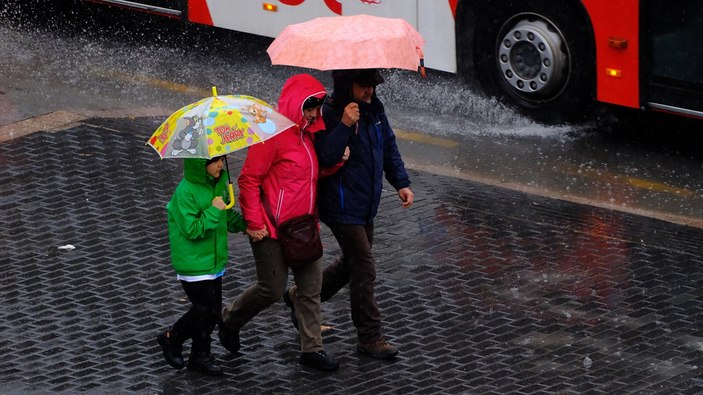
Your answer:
[219,74,339,371]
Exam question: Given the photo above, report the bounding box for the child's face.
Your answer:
[206,157,224,178]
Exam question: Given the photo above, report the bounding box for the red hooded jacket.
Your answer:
[237,74,327,239]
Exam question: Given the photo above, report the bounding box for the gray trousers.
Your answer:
[222,237,323,352]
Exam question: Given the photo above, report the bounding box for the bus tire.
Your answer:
[466,0,595,123]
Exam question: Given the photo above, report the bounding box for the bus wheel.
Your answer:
[472,1,594,123]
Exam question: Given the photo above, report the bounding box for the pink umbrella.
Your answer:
[267,14,425,75]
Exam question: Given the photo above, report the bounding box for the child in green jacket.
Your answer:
[157,156,246,376]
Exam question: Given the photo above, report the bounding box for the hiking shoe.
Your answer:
[282,287,299,330]
[157,331,184,369]
[357,340,398,360]
[218,324,240,354]
[187,353,223,376]
[300,350,339,371]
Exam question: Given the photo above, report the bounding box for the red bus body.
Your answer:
[582,0,640,109]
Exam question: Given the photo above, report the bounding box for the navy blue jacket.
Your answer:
[315,94,410,225]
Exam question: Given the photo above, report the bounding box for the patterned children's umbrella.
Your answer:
[148,88,294,159]
[148,87,295,208]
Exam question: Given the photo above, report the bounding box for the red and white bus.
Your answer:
[81,0,703,122]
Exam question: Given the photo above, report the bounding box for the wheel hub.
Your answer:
[498,18,567,96]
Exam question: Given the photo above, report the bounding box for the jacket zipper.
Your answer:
[302,133,315,214]
[211,183,219,271]
[374,121,383,150]
[338,178,344,210]
[275,188,285,223]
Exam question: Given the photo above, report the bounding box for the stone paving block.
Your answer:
[1,117,703,394]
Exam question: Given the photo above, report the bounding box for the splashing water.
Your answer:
[0,2,592,139]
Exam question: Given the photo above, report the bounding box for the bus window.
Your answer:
[649,1,703,85]
[646,0,703,115]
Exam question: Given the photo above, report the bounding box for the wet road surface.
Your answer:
[0,117,702,394]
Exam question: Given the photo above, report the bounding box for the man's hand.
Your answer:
[341,103,360,127]
[398,187,414,208]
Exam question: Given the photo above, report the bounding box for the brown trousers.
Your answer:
[222,238,323,352]
[321,223,383,344]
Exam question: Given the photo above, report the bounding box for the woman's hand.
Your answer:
[246,226,268,242]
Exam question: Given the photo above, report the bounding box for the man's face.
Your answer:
[352,82,375,104]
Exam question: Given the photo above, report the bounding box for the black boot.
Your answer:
[187,353,223,376]
[300,350,339,371]
[157,330,185,369]
[282,287,299,330]
[218,324,240,354]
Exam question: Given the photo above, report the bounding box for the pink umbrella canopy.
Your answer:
[267,14,425,72]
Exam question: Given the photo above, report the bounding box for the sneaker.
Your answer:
[157,331,184,369]
[357,339,398,360]
[282,287,299,330]
[300,350,339,371]
[218,324,240,354]
[187,353,223,376]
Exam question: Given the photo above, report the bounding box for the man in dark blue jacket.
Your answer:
[285,69,414,359]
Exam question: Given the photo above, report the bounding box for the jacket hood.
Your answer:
[183,158,215,185]
[277,74,327,133]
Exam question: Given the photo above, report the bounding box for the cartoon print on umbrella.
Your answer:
[207,108,260,154]
[248,103,267,124]
[170,115,205,156]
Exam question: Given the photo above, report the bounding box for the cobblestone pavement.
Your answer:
[1,117,702,395]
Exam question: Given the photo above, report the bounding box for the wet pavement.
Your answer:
[1,117,702,395]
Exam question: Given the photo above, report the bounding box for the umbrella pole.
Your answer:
[224,155,235,209]
[224,155,232,185]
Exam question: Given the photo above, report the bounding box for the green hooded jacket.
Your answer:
[166,158,246,276]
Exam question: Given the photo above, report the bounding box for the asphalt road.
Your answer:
[1,118,702,394]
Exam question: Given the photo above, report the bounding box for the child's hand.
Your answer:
[212,196,226,210]
[342,146,350,161]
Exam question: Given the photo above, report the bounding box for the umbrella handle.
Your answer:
[416,47,426,78]
[225,183,236,209]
